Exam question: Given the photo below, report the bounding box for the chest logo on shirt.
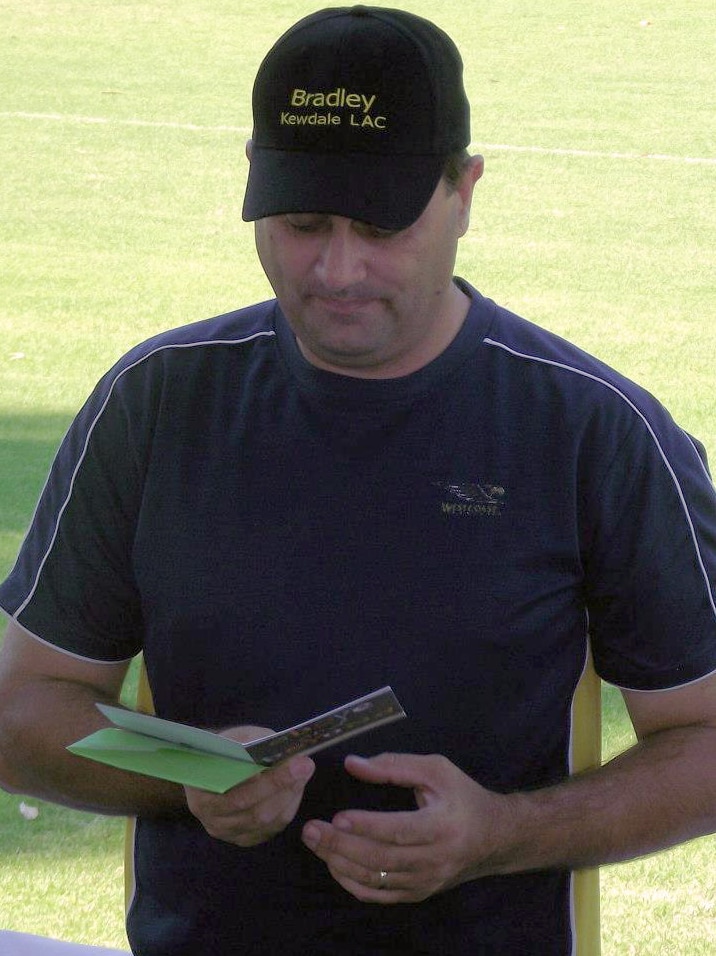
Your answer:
[433,479,506,517]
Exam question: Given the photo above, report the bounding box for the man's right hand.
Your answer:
[184,726,316,846]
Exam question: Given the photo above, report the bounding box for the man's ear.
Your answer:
[245,139,254,162]
[456,155,484,237]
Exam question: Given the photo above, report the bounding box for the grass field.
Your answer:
[1,0,715,951]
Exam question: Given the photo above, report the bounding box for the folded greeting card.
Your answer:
[68,686,406,794]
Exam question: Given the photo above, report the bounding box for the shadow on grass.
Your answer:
[0,411,141,855]
[0,793,124,858]
[0,412,73,577]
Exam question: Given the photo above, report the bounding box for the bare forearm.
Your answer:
[491,725,716,876]
[299,728,716,907]
[0,679,184,817]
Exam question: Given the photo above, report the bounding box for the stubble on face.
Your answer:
[253,175,475,378]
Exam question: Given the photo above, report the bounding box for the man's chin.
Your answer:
[296,336,395,375]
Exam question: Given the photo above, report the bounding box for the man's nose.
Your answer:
[314,224,368,290]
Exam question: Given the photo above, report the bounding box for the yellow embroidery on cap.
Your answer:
[280,88,387,132]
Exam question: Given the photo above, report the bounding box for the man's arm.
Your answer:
[0,619,183,815]
[301,672,716,903]
[0,620,316,839]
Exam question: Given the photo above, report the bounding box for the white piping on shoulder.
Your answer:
[684,432,716,488]
[483,337,716,625]
[613,663,716,694]
[5,613,133,665]
[14,330,276,619]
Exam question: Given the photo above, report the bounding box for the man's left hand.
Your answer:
[301,752,510,903]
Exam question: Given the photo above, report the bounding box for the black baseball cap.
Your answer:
[242,5,471,230]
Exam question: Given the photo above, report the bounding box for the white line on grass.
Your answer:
[2,111,715,166]
[0,110,246,134]
[481,142,716,166]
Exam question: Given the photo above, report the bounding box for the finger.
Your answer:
[228,784,306,845]
[329,870,416,905]
[227,755,316,812]
[193,785,301,846]
[302,817,429,878]
[187,755,315,845]
[187,753,314,820]
[303,822,433,904]
[330,806,433,849]
[344,752,446,792]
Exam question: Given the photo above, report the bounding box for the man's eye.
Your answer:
[284,215,327,233]
[282,215,398,240]
[358,224,398,240]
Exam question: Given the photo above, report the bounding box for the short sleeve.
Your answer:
[582,411,716,690]
[0,366,149,661]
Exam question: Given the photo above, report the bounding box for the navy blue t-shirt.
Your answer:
[2,282,716,954]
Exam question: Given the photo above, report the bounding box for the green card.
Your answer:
[68,704,265,794]
[68,726,264,793]
[68,687,406,794]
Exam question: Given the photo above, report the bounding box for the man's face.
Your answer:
[253,159,482,378]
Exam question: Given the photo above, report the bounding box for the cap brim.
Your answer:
[242,147,446,231]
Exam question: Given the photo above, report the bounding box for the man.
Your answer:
[1,6,715,954]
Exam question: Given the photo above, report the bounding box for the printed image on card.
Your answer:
[245,686,406,766]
